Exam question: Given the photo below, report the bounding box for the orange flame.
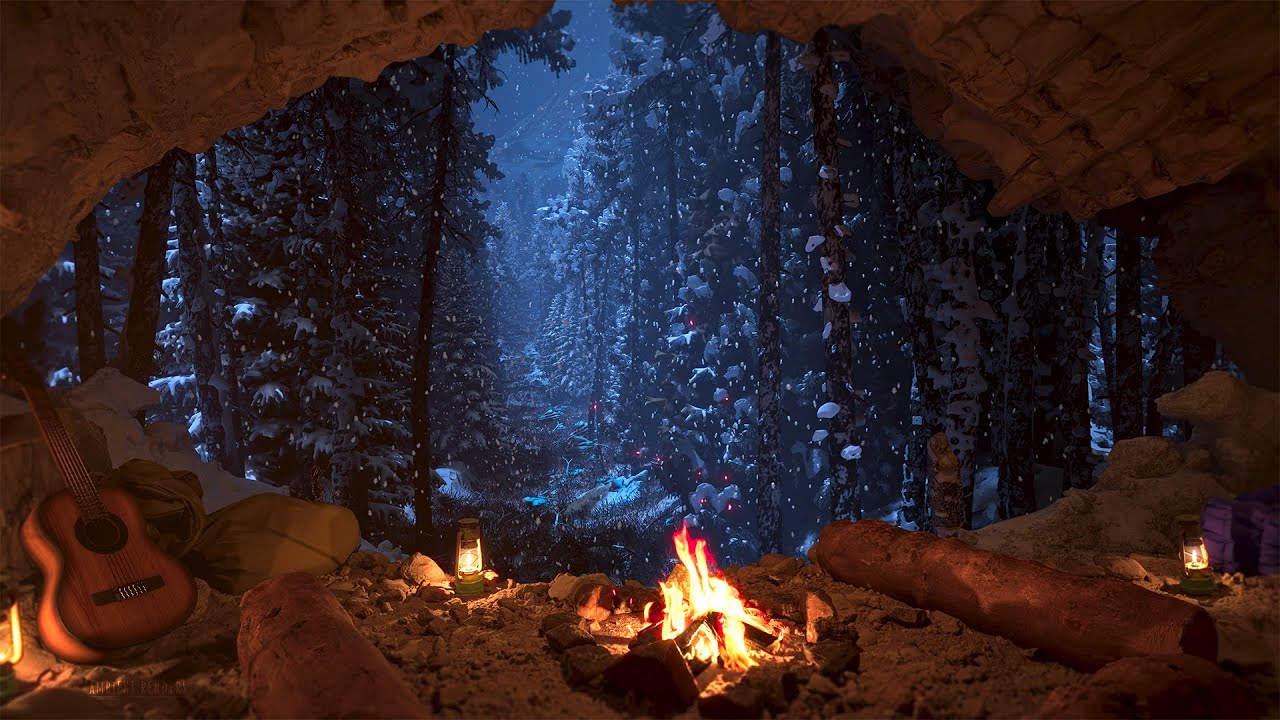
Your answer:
[0,600,22,665]
[658,523,777,671]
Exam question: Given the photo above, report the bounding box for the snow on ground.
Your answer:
[60,368,285,511]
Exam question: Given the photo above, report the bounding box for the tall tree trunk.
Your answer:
[811,29,861,522]
[117,149,179,384]
[172,149,229,467]
[1144,304,1177,437]
[1060,221,1093,491]
[756,31,783,554]
[203,145,248,477]
[1180,315,1217,386]
[896,125,938,530]
[1094,226,1117,432]
[1113,228,1143,439]
[326,79,367,531]
[999,211,1039,517]
[411,46,454,552]
[73,210,107,379]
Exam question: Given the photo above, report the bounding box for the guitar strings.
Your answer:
[38,406,143,588]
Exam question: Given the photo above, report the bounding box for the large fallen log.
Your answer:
[238,572,430,719]
[808,521,1217,671]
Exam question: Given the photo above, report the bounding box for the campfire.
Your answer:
[645,524,784,672]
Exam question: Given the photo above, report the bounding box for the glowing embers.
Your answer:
[645,523,783,673]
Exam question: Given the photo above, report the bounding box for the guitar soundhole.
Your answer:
[75,513,129,554]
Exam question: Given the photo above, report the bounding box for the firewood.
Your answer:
[238,572,430,719]
[809,520,1217,671]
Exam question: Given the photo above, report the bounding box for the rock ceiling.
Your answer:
[1,0,1276,382]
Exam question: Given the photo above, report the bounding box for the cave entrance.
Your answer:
[5,0,1249,584]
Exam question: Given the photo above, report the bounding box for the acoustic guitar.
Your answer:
[2,347,195,663]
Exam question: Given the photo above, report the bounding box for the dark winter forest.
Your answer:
[14,1,1235,584]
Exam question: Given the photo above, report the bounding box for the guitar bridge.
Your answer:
[91,575,166,606]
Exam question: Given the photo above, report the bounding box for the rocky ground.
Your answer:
[5,544,1276,719]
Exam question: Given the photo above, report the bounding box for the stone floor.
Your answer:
[6,546,1274,719]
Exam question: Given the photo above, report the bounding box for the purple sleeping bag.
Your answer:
[1202,486,1280,575]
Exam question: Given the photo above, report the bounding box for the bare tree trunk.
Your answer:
[1113,228,1143,439]
[896,125,937,531]
[173,149,229,467]
[1144,305,1177,437]
[999,211,1039,517]
[1060,221,1093,490]
[811,29,861,523]
[73,210,107,379]
[756,31,783,554]
[1180,314,1217,386]
[117,149,178,384]
[203,145,247,477]
[1095,229,1117,425]
[411,46,454,552]
[324,79,367,532]
[927,432,963,537]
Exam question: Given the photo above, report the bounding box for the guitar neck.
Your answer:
[19,381,105,518]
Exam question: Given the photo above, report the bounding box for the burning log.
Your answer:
[809,521,1218,671]
[238,572,430,719]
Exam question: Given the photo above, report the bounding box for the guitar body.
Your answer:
[21,487,197,664]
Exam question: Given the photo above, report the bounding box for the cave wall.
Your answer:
[0,0,552,313]
[1,0,1276,384]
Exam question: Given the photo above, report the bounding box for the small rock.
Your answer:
[807,672,840,697]
[745,667,803,714]
[497,597,522,613]
[400,553,450,586]
[435,683,469,710]
[749,587,803,622]
[1093,554,1147,581]
[808,616,857,644]
[425,617,451,637]
[378,600,394,613]
[602,639,699,715]
[416,585,450,603]
[928,611,964,635]
[698,684,764,719]
[379,588,407,603]
[804,639,861,677]
[539,611,582,636]
[545,621,596,653]
[327,579,357,593]
[548,573,580,601]
[448,604,470,624]
[805,589,836,643]
[573,581,618,623]
[876,606,930,629]
[764,555,805,583]
[560,644,615,687]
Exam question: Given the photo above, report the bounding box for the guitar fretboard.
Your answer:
[20,383,106,519]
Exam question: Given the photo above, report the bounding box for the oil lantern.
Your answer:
[1178,515,1218,596]
[454,518,485,596]
[0,575,25,703]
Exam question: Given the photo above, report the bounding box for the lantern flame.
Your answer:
[0,600,22,665]
[1183,543,1209,571]
[658,523,780,671]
